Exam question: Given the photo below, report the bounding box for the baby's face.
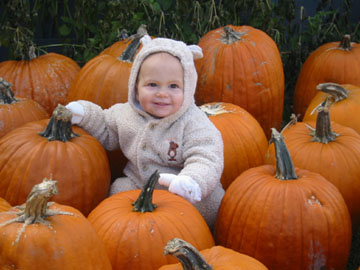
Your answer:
[136,52,184,118]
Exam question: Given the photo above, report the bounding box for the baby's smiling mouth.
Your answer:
[154,102,169,106]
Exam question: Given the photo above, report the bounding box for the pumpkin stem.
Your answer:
[118,24,148,62]
[222,25,247,44]
[269,128,298,180]
[164,238,213,270]
[0,177,73,244]
[339,34,352,51]
[199,103,232,116]
[0,77,18,104]
[316,82,349,103]
[132,170,159,212]
[39,104,80,142]
[306,96,339,144]
[280,113,300,133]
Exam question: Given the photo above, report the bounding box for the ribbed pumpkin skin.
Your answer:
[0,97,48,138]
[195,25,284,138]
[100,38,131,57]
[204,103,268,190]
[0,197,11,212]
[265,121,360,228]
[215,165,352,270]
[304,84,360,134]
[66,54,131,109]
[0,53,81,114]
[293,39,360,119]
[100,37,144,57]
[88,189,215,270]
[0,204,112,270]
[0,119,110,216]
[159,245,268,270]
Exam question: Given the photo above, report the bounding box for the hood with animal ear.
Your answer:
[128,35,203,121]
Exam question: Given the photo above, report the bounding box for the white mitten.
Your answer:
[65,101,85,124]
[168,175,202,204]
[159,173,177,187]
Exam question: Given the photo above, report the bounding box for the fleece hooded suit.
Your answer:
[75,37,225,228]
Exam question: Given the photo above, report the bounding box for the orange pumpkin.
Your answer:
[0,52,80,114]
[266,96,360,228]
[0,177,112,270]
[0,197,11,212]
[159,238,268,270]
[195,25,285,138]
[304,83,360,134]
[215,128,352,270]
[293,34,360,119]
[0,78,48,138]
[100,24,149,57]
[88,171,215,270]
[200,102,268,189]
[0,104,110,216]
[66,26,149,109]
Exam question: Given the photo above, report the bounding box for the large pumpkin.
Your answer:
[66,25,149,109]
[266,96,360,228]
[88,171,215,270]
[215,128,352,270]
[0,77,48,138]
[0,51,80,114]
[0,104,110,216]
[200,102,268,189]
[159,238,268,270]
[100,24,148,57]
[0,177,112,270]
[304,83,360,134]
[293,34,360,119]
[194,25,285,138]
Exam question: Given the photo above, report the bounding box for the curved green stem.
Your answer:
[269,128,298,180]
[39,104,79,142]
[0,78,17,104]
[306,96,338,144]
[132,170,159,212]
[164,238,213,270]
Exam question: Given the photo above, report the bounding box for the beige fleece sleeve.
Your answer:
[180,111,224,199]
[76,100,121,151]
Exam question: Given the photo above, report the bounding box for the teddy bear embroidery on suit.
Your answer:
[167,141,179,161]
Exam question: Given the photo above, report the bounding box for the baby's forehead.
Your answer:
[143,52,181,62]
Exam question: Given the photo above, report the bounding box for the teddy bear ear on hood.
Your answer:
[187,45,203,60]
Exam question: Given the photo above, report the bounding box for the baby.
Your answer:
[66,36,225,228]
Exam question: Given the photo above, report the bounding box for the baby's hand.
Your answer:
[159,173,177,187]
[65,101,84,124]
[168,175,201,204]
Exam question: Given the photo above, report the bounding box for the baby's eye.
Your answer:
[148,83,157,87]
[169,84,179,89]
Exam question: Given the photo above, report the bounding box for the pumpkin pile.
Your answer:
[2,24,360,270]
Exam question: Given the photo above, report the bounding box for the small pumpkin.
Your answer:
[0,47,81,114]
[0,77,48,138]
[0,177,112,270]
[215,128,352,270]
[88,170,215,270]
[158,238,268,270]
[0,104,110,216]
[293,34,360,119]
[304,83,360,134]
[200,102,268,189]
[195,25,285,138]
